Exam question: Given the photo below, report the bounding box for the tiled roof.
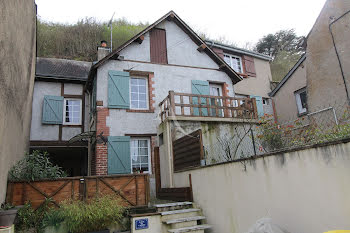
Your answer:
[36,57,92,81]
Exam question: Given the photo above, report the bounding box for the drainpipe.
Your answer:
[328,10,350,104]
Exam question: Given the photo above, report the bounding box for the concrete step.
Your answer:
[168,224,212,233]
[155,202,193,212]
[160,208,201,221]
[164,216,206,224]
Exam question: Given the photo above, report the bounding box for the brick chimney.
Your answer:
[97,40,110,61]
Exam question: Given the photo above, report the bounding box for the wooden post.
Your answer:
[251,98,258,119]
[188,174,193,202]
[169,91,175,116]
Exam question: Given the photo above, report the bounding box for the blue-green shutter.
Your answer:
[42,95,64,124]
[108,71,130,109]
[108,136,131,174]
[191,80,210,116]
[250,95,264,117]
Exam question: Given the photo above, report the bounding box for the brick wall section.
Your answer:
[95,108,109,175]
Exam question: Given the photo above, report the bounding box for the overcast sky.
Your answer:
[35,0,326,47]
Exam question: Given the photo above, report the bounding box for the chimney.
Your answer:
[97,40,110,61]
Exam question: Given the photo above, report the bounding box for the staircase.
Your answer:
[155,202,211,233]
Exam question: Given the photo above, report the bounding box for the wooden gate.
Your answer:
[6,174,149,209]
[154,147,193,202]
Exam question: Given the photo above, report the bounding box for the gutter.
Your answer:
[206,40,272,61]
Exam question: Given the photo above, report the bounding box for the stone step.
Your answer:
[164,216,206,225]
[168,224,212,233]
[160,208,200,216]
[155,202,192,208]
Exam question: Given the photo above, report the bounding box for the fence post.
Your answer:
[252,98,258,119]
[250,129,257,156]
[169,91,175,116]
[79,178,85,201]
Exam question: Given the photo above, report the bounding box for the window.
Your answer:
[263,98,270,105]
[130,138,151,173]
[130,77,148,110]
[295,88,307,115]
[209,83,223,116]
[63,99,82,125]
[224,54,243,73]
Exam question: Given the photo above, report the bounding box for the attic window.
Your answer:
[224,54,242,73]
[150,28,168,64]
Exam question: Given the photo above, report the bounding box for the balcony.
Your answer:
[159,91,258,122]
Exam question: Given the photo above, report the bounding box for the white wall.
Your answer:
[173,141,350,233]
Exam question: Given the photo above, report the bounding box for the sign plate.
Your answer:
[135,218,149,230]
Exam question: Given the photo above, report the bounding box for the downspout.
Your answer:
[328,10,350,104]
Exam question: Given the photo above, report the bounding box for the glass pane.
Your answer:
[131,86,138,92]
[139,101,147,108]
[138,140,148,147]
[131,101,138,108]
[139,85,146,94]
[138,79,146,86]
[139,94,147,101]
[130,78,138,85]
[131,93,138,101]
[300,91,307,108]
[141,156,148,163]
[139,148,148,155]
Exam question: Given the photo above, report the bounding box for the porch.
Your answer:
[159,91,258,122]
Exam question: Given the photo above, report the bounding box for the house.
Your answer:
[29,57,92,176]
[206,40,274,117]
[269,55,306,123]
[270,0,350,123]
[0,0,36,203]
[84,11,271,194]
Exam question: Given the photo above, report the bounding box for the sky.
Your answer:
[35,0,326,47]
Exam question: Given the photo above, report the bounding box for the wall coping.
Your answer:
[165,116,259,124]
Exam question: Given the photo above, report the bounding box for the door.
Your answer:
[191,80,210,116]
[209,84,223,117]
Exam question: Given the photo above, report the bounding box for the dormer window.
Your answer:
[224,54,243,73]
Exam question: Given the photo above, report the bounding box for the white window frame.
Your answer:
[130,137,151,174]
[224,54,243,73]
[129,77,149,110]
[63,98,82,125]
[295,88,307,115]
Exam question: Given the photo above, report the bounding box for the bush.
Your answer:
[48,195,125,233]
[8,150,67,182]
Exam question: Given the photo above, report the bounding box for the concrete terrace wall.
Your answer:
[173,140,350,233]
[0,0,36,202]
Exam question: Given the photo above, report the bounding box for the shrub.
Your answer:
[8,150,67,182]
[54,195,125,233]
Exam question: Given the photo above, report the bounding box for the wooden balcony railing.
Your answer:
[159,91,258,122]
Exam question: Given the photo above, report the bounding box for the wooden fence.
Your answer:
[159,91,258,122]
[6,174,150,209]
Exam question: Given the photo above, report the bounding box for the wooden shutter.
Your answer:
[42,95,64,124]
[242,55,256,77]
[150,28,168,64]
[250,95,264,117]
[108,136,131,174]
[108,71,130,109]
[191,80,210,116]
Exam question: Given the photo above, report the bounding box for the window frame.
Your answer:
[63,98,82,125]
[130,137,151,174]
[224,54,243,73]
[129,76,149,110]
[294,87,308,116]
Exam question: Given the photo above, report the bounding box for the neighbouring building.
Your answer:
[270,0,350,123]
[29,57,92,176]
[269,55,307,123]
[0,0,37,203]
[206,40,274,117]
[84,11,267,194]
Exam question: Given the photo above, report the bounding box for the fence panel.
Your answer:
[6,174,149,209]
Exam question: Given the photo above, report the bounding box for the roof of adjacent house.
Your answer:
[269,54,306,97]
[205,40,272,61]
[86,11,243,90]
[36,57,92,82]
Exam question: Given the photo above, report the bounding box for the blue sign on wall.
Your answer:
[135,218,149,230]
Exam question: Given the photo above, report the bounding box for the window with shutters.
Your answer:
[130,138,151,173]
[224,54,243,73]
[42,95,64,124]
[295,87,308,115]
[130,77,149,110]
[63,98,82,125]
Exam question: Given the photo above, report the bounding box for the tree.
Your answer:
[255,29,306,81]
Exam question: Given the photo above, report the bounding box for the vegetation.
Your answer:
[37,17,148,61]
[254,29,306,81]
[8,150,67,182]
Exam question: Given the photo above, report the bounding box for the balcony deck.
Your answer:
[159,91,258,122]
